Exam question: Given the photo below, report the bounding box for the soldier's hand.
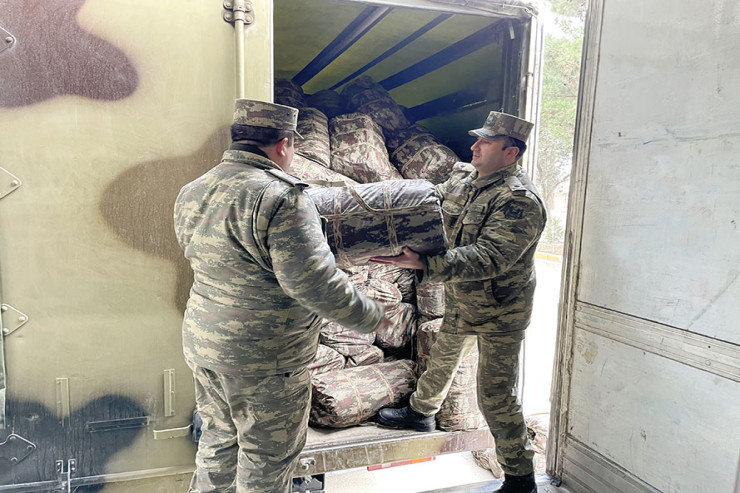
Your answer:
[369,246,423,270]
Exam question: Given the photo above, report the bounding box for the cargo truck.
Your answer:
[0,0,543,491]
[2,0,738,492]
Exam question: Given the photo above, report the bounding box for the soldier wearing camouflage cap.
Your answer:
[373,111,546,493]
[174,99,389,493]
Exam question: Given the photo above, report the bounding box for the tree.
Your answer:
[535,0,586,249]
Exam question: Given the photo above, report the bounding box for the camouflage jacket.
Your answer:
[174,149,384,375]
[423,162,546,336]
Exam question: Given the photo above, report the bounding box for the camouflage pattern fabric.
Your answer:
[390,133,459,185]
[329,113,402,184]
[423,162,546,335]
[415,281,445,320]
[346,344,384,368]
[436,346,487,432]
[174,149,384,375]
[233,99,300,134]
[376,302,417,351]
[290,153,357,186]
[362,278,402,306]
[473,413,550,478]
[310,359,416,428]
[385,124,433,151]
[295,107,331,168]
[343,264,370,287]
[189,363,310,493]
[367,263,416,304]
[306,89,343,119]
[319,319,375,358]
[274,78,306,109]
[307,179,448,267]
[414,321,486,432]
[307,344,346,376]
[340,75,410,134]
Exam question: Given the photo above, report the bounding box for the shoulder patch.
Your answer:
[502,201,525,220]
[504,175,527,195]
[265,168,308,189]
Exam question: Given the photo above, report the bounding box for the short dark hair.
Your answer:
[231,124,294,147]
[500,136,527,158]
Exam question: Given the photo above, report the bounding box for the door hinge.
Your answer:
[163,368,176,417]
[55,458,76,493]
[222,0,254,25]
[0,168,22,201]
[0,26,15,55]
[0,304,29,336]
[0,434,36,466]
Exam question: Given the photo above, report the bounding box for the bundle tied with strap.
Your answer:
[306,179,448,268]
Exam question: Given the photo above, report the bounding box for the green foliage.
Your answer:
[534,0,585,244]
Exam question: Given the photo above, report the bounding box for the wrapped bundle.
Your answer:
[308,344,346,375]
[309,359,417,428]
[307,89,343,119]
[340,75,410,134]
[390,133,458,185]
[343,264,370,288]
[415,318,486,431]
[291,154,357,186]
[415,281,446,320]
[306,179,448,267]
[346,345,384,368]
[385,124,433,151]
[362,278,402,306]
[473,414,550,477]
[319,320,374,358]
[436,347,487,431]
[368,264,416,303]
[415,318,442,376]
[329,113,402,184]
[296,107,331,168]
[376,302,417,351]
[274,79,305,108]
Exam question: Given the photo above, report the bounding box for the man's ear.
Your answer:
[506,145,521,161]
[275,137,289,157]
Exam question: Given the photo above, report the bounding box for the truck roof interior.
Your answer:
[274,0,534,161]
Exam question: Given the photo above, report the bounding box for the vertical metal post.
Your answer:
[223,0,255,99]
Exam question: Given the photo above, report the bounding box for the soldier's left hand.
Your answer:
[370,246,423,270]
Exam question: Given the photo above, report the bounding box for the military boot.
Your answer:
[377,406,436,432]
[493,472,537,493]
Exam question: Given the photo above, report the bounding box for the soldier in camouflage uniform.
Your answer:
[374,111,546,493]
[174,99,389,493]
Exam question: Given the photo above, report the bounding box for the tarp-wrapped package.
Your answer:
[329,113,402,184]
[309,359,417,428]
[307,179,448,267]
[308,344,346,375]
[296,107,331,168]
[368,263,416,303]
[319,320,375,358]
[385,124,433,151]
[346,345,384,368]
[390,132,458,185]
[376,302,417,351]
[291,154,358,186]
[307,89,343,119]
[416,319,486,432]
[274,79,306,108]
[340,75,410,134]
[415,281,446,320]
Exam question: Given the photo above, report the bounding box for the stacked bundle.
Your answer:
[270,77,481,433]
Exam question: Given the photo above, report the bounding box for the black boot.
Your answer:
[377,406,436,432]
[494,472,537,493]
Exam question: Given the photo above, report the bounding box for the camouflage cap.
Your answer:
[233,99,302,138]
[468,111,533,143]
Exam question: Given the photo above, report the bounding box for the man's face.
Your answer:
[470,136,518,176]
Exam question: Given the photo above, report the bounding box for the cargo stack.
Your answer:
[274,77,481,432]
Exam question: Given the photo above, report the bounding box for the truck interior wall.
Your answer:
[552,0,740,492]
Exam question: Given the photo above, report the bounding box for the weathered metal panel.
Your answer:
[577,0,740,344]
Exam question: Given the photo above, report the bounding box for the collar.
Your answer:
[221,148,283,172]
[469,164,519,189]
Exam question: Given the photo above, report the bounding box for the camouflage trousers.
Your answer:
[410,331,535,476]
[188,363,311,493]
